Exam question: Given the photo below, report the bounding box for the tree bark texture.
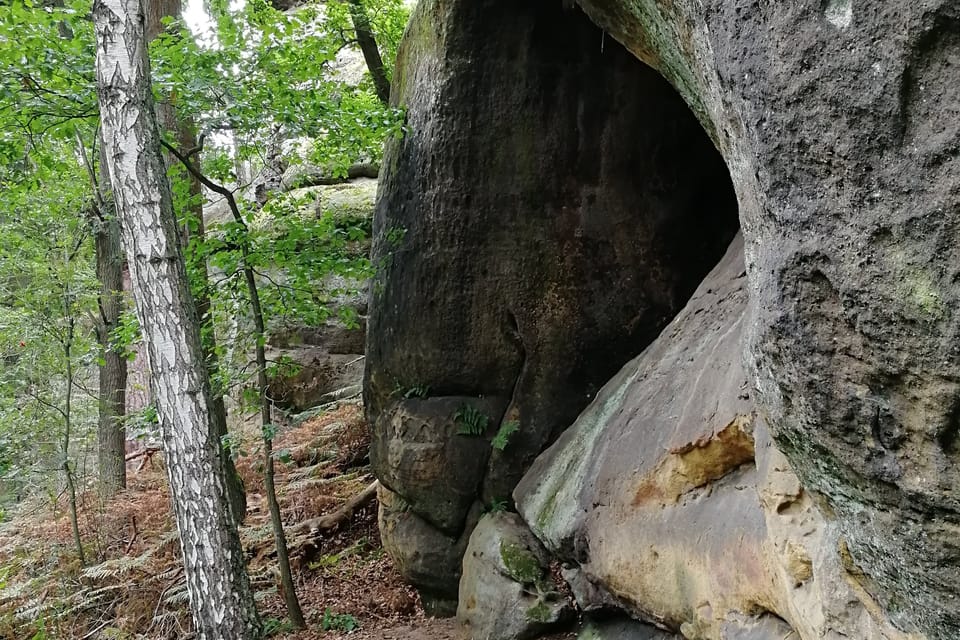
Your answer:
[94,203,128,498]
[93,0,261,637]
[145,0,248,527]
[93,144,128,497]
[347,0,390,104]
[163,141,305,628]
[87,124,130,499]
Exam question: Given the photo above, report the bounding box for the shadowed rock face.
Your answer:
[364,0,739,605]
[567,0,960,636]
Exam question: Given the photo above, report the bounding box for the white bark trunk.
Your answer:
[92,1,261,637]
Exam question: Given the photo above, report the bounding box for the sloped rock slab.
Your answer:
[516,236,908,639]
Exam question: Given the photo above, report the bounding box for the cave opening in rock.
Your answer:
[366,0,742,614]
[471,1,745,403]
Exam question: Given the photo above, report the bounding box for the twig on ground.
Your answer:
[287,479,379,539]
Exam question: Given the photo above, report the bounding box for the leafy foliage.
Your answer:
[150,0,407,181]
[0,136,98,503]
[486,498,509,513]
[491,419,520,451]
[455,404,490,437]
[321,607,359,632]
[0,0,410,508]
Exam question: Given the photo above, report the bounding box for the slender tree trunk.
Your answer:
[164,142,306,629]
[246,270,306,630]
[93,150,128,498]
[146,0,248,525]
[347,0,390,104]
[62,314,85,566]
[93,1,261,637]
[78,130,130,499]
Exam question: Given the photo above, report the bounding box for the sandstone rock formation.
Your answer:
[567,1,960,636]
[516,236,909,639]
[366,0,960,636]
[365,0,738,607]
[578,619,679,640]
[457,513,571,640]
[208,179,376,413]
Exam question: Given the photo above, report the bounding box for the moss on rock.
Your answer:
[499,540,543,585]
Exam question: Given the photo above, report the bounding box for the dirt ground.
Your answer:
[0,402,582,640]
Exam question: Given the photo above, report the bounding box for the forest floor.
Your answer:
[0,402,583,640]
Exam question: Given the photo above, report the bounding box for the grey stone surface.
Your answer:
[372,396,503,534]
[578,618,678,640]
[458,512,571,640]
[366,0,960,634]
[378,484,481,612]
[515,238,904,639]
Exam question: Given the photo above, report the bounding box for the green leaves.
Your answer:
[492,420,520,451]
[455,405,490,437]
[149,0,407,176]
[321,608,359,632]
[0,136,99,500]
[0,0,411,507]
[0,0,98,144]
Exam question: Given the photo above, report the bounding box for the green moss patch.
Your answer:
[499,541,542,585]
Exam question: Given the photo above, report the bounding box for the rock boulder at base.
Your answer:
[365,0,738,600]
[578,618,678,640]
[372,396,504,534]
[377,484,481,617]
[458,512,572,640]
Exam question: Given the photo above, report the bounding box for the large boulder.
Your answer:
[372,396,504,534]
[516,237,909,639]
[378,484,481,616]
[365,0,739,599]
[458,512,572,640]
[566,0,960,635]
[366,0,960,635]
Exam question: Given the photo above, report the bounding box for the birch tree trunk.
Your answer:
[145,0,247,526]
[93,0,261,637]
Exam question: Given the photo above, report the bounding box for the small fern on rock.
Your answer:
[455,404,489,436]
[491,420,520,451]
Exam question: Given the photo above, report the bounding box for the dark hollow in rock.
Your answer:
[365,0,739,603]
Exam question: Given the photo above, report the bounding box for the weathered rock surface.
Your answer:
[266,348,364,412]
[578,618,678,640]
[718,614,797,640]
[210,178,375,413]
[378,484,481,617]
[367,0,960,634]
[365,0,738,599]
[563,0,960,636]
[516,237,910,640]
[373,396,505,534]
[458,513,572,640]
